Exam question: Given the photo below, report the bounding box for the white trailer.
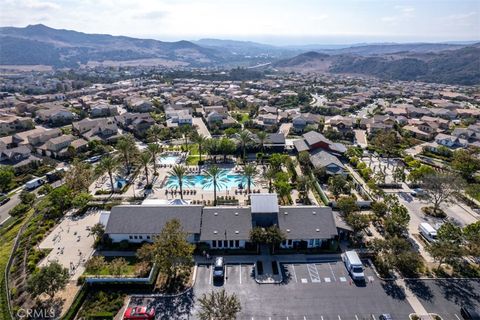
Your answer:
[418,222,437,242]
[342,250,365,281]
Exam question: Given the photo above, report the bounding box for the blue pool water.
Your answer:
[159,154,181,165]
[166,170,254,190]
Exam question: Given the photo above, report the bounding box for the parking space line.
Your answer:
[371,315,376,320]
[209,266,213,285]
[291,264,298,283]
[321,316,324,320]
[307,264,321,282]
[328,262,337,281]
[338,315,341,320]
[339,277,347,282]
[355,315,359,320]
[324,277,331,282]
[368,276,374,282]
[225,265,229,281]
[304,316,307,320]
[454,315,461,320]
[239,264,242,284]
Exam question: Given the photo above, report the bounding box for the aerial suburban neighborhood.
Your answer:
[0,1,479,320]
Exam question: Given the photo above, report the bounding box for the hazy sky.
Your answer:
[1,0,479,44]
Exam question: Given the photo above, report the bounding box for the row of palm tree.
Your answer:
[167,163,259,206]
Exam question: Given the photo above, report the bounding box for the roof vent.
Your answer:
[284,212,288,215]
[286,229,290,233]
[234,212,239,216]
[213,230,218,234]
[235,231,239,234]
[312,211,316,215]
[316,228,320,232]
[214,212,218,216]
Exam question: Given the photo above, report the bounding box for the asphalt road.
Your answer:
[0,192,20,224]
[406,279,480,319]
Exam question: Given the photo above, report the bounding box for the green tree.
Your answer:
[219,138,237,163]
[203,165,228,206]
[328,175,351,200]
[0,165,14,192]
[269,153,288,171]
[464,221,480,257]
[298,151,311,168]
[19,190,35,205]
[238,130,252,161]
[241,164,258,195]
[109,257,129,276]
[168,165,191,200]
[193,134,208,163]
[451,149,480,180]
[65,159,93,192]
[49,185,73,213]
[407,165,435,184]
[297,175,314,203]
[72,192,92,210]
[116,135,137,174]
[180,125,193,151]
[97,155,118,193]
[422,173,464,213]
[144,219,194,282]
[345,213,370,234]
[256,131,268,152]
[147,143,161,175]
[27,261,69,299]
[384,203,410,236]
[147,124,163,143]
[274,180,292,203]
[88,223,105,241]
[197,289,241,320]
[138,151,152,186]
[337,196,358,216]
[371,201,388,218]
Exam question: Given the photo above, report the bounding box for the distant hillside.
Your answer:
[318,43,468,56]
[274,45,480,85]
[0,24,222,67]
[273,51,333,71]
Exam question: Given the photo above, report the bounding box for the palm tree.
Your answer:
[238,130,252,162]
[193,134,208,164]
[168,165,189,199]
[242,164,258,195]
[197,289,241,320]
[265,166,277,193]
[138,151,152,186]
[97,156,118,193]
[179,125,192,151]
[147,143,161,175]
[203,165,228,206]
[147,124,163,143]
[256,131,268,152]
[116,135,137,174]
[220,138,236,163]
[297,175,314,203]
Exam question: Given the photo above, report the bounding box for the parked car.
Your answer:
[0,195,10,206]
[86,155,102,164]
[25,178,45,191]
[410,188,425,197]
[213,257,225,281]
[123,307,155,320]
[461,306,480,320]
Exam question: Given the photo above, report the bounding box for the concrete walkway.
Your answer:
[254,245,283,284]
[395,278,429,317]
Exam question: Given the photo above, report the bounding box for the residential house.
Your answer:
[293,131,347,154]
[125,97,154,113]
[309,150,346,175]
[0,115,34,136]
[115,113,155,137]
[90,103,119,118]
[35,107,75,126]
[72,118,120,143]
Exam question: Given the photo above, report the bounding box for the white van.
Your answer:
[25,177,45,190]
[419,223,437,242]
[342,250,365,281]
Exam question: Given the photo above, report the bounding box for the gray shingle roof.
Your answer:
[105,205,202,235]
[200,207,252,241]
[310,150,345,170]
[277,206,337,240]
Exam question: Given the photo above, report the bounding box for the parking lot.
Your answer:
[132,260,414,320]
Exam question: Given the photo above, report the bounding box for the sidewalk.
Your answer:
[395,278,429,317]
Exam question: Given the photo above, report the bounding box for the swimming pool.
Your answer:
[159,152,182,165]
[166,170,254,190]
